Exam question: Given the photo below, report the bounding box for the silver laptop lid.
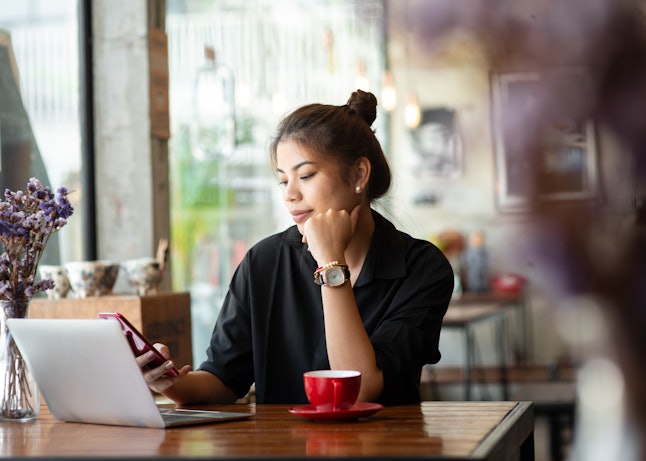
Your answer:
[7,318,166,428]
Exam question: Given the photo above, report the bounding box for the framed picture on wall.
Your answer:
[410,107,463,179]
[491,68,599,212]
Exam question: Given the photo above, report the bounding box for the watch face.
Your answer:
[326,267,345,286]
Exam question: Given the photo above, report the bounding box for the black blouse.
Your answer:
[199,210,454,405]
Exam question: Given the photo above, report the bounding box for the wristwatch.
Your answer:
[314,264,351,287]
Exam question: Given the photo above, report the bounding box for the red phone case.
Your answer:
[98,312,179,377]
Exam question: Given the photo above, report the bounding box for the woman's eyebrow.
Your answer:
[276,161,316,174]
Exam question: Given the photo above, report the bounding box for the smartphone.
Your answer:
[98,312,180,377]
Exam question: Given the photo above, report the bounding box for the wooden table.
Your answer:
[442,304,510,400]
[0,401,534,460]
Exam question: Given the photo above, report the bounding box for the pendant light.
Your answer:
[404,93,421,128]
[380,1,396,112]
[403,0,420,128]
[381,70,397,112]
[355,60,371,92]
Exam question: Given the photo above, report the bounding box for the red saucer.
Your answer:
[288,402,383,421]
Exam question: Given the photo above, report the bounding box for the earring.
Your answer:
[355,186,362,193]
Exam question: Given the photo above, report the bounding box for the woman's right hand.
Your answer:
[304,204,360,266]
[136,343,192,394]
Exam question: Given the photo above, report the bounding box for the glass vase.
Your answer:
[0,300,39,422]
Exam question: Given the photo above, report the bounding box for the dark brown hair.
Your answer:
[269,90,391,201]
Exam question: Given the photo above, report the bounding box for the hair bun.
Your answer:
[346,90,377,126]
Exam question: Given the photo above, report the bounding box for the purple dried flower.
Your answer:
[0,177,75,301]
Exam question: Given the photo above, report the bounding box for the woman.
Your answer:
[141,90,454,405]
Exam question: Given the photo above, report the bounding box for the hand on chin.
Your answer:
[298,224,308,245]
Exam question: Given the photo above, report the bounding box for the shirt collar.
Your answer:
[355,210,407,287]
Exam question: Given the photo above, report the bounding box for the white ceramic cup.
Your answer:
[64,261,105,298]
[121,257,164,296]
[38,265,71,299]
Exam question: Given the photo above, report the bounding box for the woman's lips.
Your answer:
[290,210,311,224]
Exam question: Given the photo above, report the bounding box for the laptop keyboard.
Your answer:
[159,408,223,422]
[162,413,205,423]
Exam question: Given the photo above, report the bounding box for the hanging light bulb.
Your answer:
[404,93,421,129]
[192,46,236,159]
[236,82,252,109]
[355,60,370,91]
[272,90,287,116]
[381,71,397,112]
[402,0,421,129]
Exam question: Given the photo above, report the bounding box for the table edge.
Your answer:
[470,401,535,460]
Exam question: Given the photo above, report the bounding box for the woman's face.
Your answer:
[275,139,359,234]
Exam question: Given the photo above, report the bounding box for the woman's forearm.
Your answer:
[163,370,239,405]
[321,283,384,402]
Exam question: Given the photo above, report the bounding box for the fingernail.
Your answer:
[165,361,174,370]
[146,351,155,359]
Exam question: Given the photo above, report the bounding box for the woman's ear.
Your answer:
[354,157,371,192]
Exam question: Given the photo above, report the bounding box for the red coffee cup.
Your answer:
[303,370,361,411]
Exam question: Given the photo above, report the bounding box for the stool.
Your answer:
[512,382,576,461]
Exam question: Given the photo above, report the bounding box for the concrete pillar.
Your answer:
[92,0,171,290]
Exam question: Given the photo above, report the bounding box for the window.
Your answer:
[0,0,85,264]
[166,0,386,362]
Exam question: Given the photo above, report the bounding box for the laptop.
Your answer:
[7,318,253,428]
